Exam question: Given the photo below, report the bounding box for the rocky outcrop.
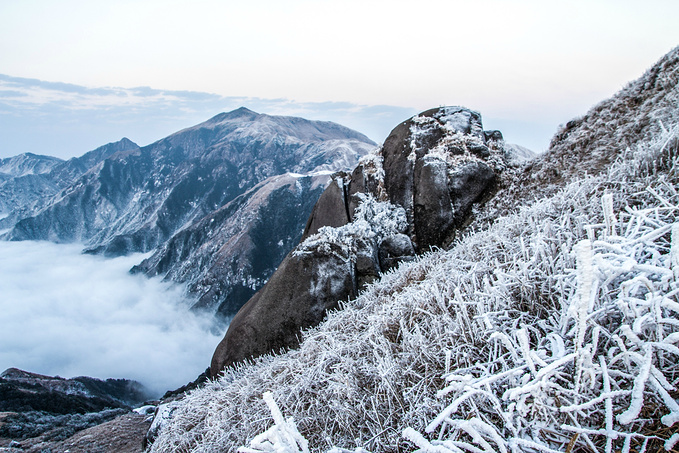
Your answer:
[210,246,357,373]
[211,106,512,375]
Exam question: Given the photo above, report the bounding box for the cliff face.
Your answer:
[210,106,522,375]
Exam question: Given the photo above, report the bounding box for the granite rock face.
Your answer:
[210,246,356,373]
[211,106,509,375]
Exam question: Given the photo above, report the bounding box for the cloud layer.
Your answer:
[0,240,223,396]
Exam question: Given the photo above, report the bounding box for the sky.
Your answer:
[1,0,678,159]
[0,240,221,396]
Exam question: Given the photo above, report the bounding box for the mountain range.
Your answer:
[0,107,375,319]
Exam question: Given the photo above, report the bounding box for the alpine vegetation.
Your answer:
[148,91,679,453]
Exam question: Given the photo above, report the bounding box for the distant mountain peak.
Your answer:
[206,107,259,124]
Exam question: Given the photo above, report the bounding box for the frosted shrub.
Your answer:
[151,126,679,452]
[238,392,309,453]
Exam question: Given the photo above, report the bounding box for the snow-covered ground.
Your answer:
[149,121,679,451]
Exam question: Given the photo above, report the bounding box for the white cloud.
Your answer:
[0,240,222,396]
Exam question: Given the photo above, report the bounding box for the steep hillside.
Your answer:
[133,172,333,319]
[149,47,679,452]
[475,45,679,227]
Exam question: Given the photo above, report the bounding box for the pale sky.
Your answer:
[1,0,678,158]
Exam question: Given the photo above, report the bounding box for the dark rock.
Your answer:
[210,247,356,376]
[378,234,416,272]
[468,142,491,158]
[347,158,386,221]
[447,161,496,225]
[301,177,350,241]
[161,369,210,401]
[484,130,504,142]
[413,156,456,251]
[381,120,416,228]
[355,242,380,290]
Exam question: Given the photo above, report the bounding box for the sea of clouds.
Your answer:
[0,240,222,396]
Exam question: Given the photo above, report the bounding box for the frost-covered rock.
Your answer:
[210,235,356,376]
[210,193,409,374]
[144,401,182,448]
[211,107,507,374]
[301,177,351,241]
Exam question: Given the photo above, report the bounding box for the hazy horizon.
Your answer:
[0,73,563,160]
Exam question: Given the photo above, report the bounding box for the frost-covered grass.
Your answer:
[150,125,679,453]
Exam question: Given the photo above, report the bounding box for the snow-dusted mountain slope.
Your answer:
[0,153,63,177]
[148,47,679,452]
[1,109,374,320]
[133,172,333,319]
[0,138,139,228]
[5,108,374,257]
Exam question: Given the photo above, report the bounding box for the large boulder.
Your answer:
[210,238,356,375]
[210,106,508,375]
